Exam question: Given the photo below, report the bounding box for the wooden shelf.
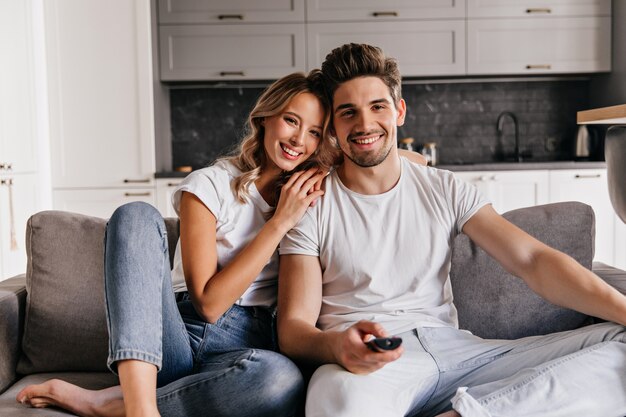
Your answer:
[577,104,626,125]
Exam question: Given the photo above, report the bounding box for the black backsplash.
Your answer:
[170,79,594,169]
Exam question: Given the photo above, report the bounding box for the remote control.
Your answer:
[366,337,403,351]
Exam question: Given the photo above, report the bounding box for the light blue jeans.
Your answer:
[104,202,303,417]
[307,323,626,417]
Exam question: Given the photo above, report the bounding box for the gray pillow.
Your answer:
[17,210,180,374]
[450,202,594,340]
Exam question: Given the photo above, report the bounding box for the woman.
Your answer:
[16,70,337,417]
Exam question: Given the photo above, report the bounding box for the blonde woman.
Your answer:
[17,71,337,417]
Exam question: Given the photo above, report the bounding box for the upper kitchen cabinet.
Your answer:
[467,0,610,18]
[467,17,611,75]
[158,0,305,24]
[306,0,465,22]
[159,24,306,81]
[307,21,466,77]
[45,0,155,189]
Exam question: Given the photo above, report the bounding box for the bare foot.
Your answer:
[16,379,126,417]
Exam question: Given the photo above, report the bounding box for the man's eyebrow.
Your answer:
[335,98,391,112]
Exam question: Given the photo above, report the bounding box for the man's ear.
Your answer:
[396,99,407,126]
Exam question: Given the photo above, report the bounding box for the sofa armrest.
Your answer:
[593,262,626,295]
[0,274,26,394]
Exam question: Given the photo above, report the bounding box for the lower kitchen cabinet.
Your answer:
[53,188,156,220]
[548,169,616,265]
[0,173,40,281]
[156,178,183,218]
[455,167,619,266]
[454,170,550,214]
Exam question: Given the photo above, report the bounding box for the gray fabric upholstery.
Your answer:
[451,202,595,339]
[17,211,110,374]
[0,275,26,394]
[0,372,118,416]
[16,212,180,375]
[605,125,626,223]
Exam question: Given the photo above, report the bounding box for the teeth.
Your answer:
[281,145,300,157]
[354,136,379,145]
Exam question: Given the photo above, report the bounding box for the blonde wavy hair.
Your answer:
[226,70,339,203]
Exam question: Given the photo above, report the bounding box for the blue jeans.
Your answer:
[307,324,626,417]
[104,202,303,417]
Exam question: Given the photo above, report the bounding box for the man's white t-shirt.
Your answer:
[280,157,490,335]
[170,159,278,308]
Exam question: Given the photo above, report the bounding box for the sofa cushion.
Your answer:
[450,202,594,340]
[17,211,180,374]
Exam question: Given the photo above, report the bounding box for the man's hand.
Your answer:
[332,321,403,374]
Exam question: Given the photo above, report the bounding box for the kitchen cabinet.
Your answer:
[45,0,155,190]
[0,0,46,281]
[0,174,40,280]
[306,0,465,21]
[548,169,615,265]
[156,178,183,218]
[307,20,465,77]
[53,188,156,220]
[159,24,306,81]
[158,0,305,24]
[454,170,550,214]
[467,0,610,18]
[467,17,611,75]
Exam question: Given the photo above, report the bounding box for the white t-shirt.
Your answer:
[280,157,490,335]
[170,159,278,307]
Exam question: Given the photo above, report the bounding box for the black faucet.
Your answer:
[496,111,521,162]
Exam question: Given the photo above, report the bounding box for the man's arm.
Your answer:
[277,254,403,374]
[398,148,428,165]
[463,204,626,326]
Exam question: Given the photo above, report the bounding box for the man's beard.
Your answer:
[343,138,393,168]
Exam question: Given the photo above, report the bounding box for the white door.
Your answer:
[156,179,183,218]
[467,0,610,17]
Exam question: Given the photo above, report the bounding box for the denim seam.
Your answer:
[476,341,609,406]
[415,328,443,414]
[157,349,257,401]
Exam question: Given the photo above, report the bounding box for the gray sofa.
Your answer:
[1,202,625,416]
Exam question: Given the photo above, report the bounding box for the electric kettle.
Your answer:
[575,125,595,160]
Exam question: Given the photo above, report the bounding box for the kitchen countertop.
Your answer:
[436,160,606,172]
[577,104,626,125]
[156,161,607,178]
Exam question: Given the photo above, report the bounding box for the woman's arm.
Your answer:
[180,168,326,323]
[398,148,427,165]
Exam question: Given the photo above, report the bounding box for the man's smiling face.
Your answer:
[332,76,406,168]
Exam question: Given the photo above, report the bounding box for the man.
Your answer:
[277,43,626,417]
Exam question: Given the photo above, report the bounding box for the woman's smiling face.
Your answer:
[262,92,324,173]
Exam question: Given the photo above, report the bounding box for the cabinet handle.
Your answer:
[526,8,552,14]
[0,162,12,170]
[372,11,398,17]
[1,177,18,250]
[124,178,151,184]
[167,182,181,187]
[218,14,244,20]
[526,64,551,70]
[575,174,602,179]
[220,71,245,76]
[124,192,152,197]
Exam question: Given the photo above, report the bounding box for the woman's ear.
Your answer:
[260,118,265,126]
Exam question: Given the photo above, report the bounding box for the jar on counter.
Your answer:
[421,142,438,166]
[398,137,415,152]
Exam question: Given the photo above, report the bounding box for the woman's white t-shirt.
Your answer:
[170,159,278,307]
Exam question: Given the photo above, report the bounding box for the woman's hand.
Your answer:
[272,167,326,231]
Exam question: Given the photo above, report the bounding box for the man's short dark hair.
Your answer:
[321,43,402,105]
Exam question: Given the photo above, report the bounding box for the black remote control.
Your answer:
[366,337,403,351]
